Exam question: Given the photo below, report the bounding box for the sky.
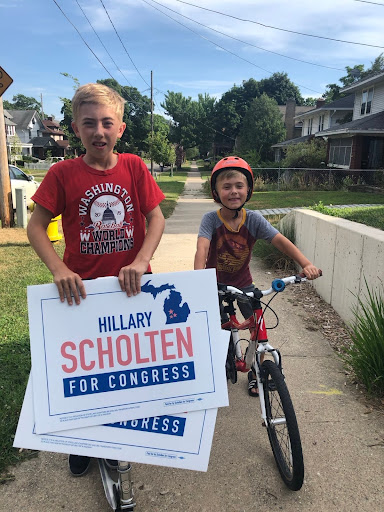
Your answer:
[1,0,384,121]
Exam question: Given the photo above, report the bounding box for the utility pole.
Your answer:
[0,96,14,227]
[150,70,154,177]
[40,93,44,120]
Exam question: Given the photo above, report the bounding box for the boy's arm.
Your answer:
[271,233,321,280]
[194,236,210,270]
[118,205,165,296]
[27,204,86,305]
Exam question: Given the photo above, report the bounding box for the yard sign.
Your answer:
[28,270,229,433]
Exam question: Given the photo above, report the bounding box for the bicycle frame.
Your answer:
[221,294,282,425]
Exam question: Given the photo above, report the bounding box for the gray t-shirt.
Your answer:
[198,208,279,287]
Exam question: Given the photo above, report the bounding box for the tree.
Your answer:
[4,94,41,112]
[237,94,286,162]
[258,72,303,105]
[214,73,303,152]
[8,135,22,164]
[161,91,216,151]
[153,114,170,137]
[147,132,175,167]
[282,138,327,168]
[323,54,384,102]
[302,97,317,106]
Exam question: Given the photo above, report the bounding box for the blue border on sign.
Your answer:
[32,410,208,456]
[40,293,216,418]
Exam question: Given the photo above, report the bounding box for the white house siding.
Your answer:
[353,82,384,120]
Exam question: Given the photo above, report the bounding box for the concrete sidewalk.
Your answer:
[2,168,383,512]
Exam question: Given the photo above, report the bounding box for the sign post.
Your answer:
[0,66,14,228]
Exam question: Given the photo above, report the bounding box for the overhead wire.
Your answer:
[148,0,344,71]
[52,0,154,118]
[75,0,156,114]
[175,0,384,49]
[99,0,151,88]
[142,0,323,95]
[75,0,135,87]
[51,0,116,80]
[353,0,384,5]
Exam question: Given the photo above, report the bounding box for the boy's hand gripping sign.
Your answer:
[27,269,228,434]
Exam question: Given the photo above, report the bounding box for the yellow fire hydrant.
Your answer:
[47,215,63,243]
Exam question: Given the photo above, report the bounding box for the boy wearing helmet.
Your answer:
[194,156,321,396]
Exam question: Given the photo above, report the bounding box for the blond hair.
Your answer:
[72,83,126,122]
[216,169,247,184]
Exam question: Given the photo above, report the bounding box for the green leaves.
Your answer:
[344,283,384,396]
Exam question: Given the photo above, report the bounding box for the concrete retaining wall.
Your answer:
[279,209,384,325]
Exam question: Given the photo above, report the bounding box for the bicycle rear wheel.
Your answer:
[261,360,304,490]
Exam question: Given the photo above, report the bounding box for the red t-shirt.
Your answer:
[32,154,165,279]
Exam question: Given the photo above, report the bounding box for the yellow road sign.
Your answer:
[0,67,13,97]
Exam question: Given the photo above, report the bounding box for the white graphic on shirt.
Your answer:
[78,187,135,256]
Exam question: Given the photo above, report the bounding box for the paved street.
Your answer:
[2,166,383,512]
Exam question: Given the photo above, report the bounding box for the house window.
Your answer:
[318,114,324,132]
[328,138,352,167]
[360,87,373,115]
[307,118,313,135]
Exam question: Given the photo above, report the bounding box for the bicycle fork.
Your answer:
[253,344,282,427]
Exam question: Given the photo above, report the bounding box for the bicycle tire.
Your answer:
[261,360,304,491]
[225,334,237,384]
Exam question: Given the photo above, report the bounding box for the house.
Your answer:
[5,110,69,160]
[272,96,354,162]
[315,72,384,169]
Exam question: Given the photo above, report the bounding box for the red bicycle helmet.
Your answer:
[210,156,254,204]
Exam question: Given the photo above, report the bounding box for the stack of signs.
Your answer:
[14,269,230,471]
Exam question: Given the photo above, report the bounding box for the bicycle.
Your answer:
[98,459,135,511]
[219,273,320,491]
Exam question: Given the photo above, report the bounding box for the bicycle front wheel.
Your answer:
[261,360,304,490]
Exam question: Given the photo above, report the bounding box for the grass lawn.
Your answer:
[311,204,384,230]
[247,190,384,209]
[156,174,187,218]
[0,235,63,479]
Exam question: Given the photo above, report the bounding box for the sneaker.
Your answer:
[68,454,91,477]
[105,459,118,469]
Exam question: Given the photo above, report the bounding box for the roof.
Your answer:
[42,118,65,135]
[294,94,354,120]
[315,110,384,137]
[3,109,16,126]
[29,136,60,147]
[6,109,40,129]
[341,71,384,93]
[272,134,313,148]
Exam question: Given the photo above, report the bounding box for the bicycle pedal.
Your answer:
[235,359,249,372]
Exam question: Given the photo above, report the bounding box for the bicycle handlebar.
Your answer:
[218,271,322,299]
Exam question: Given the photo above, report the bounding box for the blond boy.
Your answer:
[194,156,320,396]
[27,83,165,475]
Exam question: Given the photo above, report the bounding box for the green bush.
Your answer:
[343,283,384,396]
